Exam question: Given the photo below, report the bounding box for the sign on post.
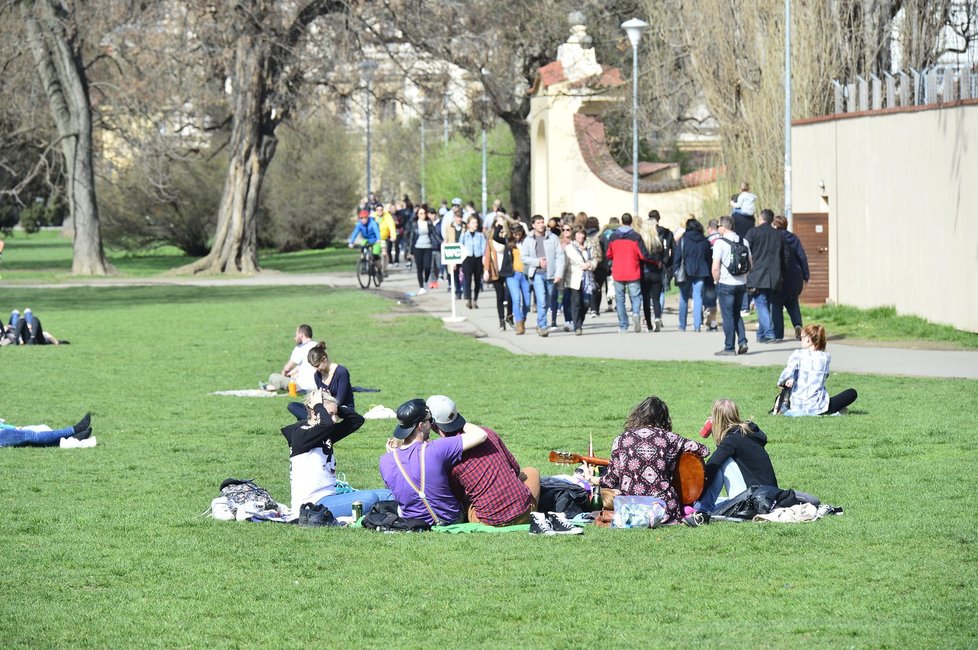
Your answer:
[440,243,465,265]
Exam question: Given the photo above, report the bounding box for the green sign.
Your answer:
[441,243,465,264]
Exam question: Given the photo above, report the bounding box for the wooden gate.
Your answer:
[793,212,829,305]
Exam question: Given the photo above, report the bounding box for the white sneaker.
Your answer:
[417,288,427,295]
[529,512,555,535]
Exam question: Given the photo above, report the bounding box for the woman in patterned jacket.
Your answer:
[599,396,709,525]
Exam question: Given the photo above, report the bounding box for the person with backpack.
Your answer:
[712,215,752,356]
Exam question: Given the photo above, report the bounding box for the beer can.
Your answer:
[352,501,363,521]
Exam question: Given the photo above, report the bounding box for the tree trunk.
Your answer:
[506,118,531,219]
[23,0,110,275]
[182,36,277,274]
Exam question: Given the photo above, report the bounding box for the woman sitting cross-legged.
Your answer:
[599,396,709,525]
[777,324,858,415]
[281,389,391,520]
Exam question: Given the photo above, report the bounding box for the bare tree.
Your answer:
[17,0,110,274]
[176,0,347,275]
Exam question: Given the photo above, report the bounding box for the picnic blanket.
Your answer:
[210,389,282,397]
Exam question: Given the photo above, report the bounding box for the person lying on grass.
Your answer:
[1,308,69,346]
[426,394,540,526]
[598,395,709,525]
[0,413,92,447]
[379,398,487,526]
[777,324,858,415]
[281,389,391,519]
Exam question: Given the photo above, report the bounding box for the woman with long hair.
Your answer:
[639,221,665,332]
[485,216,514,331]
[562,225,595,335]
[599,396,709,525]
[695,398,778,513]
[777,324,858,415]
[502,224,531,335]
[673,218,712,332]
[411,205,441,294]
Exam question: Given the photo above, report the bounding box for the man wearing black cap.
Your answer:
[426,395,540,527]
[379,398,487,526]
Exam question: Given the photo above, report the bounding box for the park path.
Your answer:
[16,266,978,380]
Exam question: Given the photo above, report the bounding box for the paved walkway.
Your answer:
[21,266,978,379]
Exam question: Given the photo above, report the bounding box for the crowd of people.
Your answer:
[348,185,811,355]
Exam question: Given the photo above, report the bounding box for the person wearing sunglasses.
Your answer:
[379,398,488,525]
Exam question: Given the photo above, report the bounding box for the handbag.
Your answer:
[673,240,688,284]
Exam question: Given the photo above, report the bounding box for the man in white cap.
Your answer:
[426,395,550,529]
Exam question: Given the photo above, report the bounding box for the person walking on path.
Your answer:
[712,216,751,356]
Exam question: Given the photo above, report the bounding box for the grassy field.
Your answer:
[0,282,975,648]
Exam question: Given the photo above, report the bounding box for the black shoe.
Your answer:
[529,512,555,535]
[737,344,749,355]
[71,427,93,441]
[73,413,92,435]
[546,512,584,535]
[299,503,341,527]
[683,512,710,527]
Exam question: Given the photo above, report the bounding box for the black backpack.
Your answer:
[720,237,750,276]
[361,500,431,532]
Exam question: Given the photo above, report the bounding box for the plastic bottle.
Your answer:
[288,378,297,397]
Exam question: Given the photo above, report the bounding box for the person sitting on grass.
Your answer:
[263,324,318,393]
[281,389,391,520]
[599,396,709,526]
[0,413,92,447]
[286,343,353,420]
[379,398,487,526]
[1,308,69,346]
[694,398,777,514]
[777,324,858,415]
[426,394,540,526]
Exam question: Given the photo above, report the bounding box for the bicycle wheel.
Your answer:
[372,262,384,288]
[356,258,371,289]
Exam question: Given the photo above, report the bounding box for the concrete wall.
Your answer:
[792,101,978,332]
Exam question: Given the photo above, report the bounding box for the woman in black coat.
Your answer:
[673,218,713,332]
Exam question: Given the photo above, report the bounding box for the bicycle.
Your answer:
[356,244,384,289]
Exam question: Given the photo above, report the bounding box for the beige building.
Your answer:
[528,21,718,231]
[791,100,978,333]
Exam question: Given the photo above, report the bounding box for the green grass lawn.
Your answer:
[0,284,975,648]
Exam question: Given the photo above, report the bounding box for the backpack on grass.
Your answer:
[720,237,750,276]
[219,478,278,517]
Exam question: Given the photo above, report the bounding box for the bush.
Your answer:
[99,151,224,256]
[261,116,361,251]
[17,199,64,233]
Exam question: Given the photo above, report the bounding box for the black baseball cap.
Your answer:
[392,398,430,439]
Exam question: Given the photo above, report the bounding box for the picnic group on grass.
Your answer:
[3,186,856,533]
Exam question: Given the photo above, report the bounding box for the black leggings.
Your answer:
[6,317,46,344]
[461,257,483,300]
[488,279,511,322]
[640,276,663,327]
[414,248,433,287]
[825,389,858,415]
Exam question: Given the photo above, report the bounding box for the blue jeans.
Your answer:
[694,459,747,513]
[614,280,641,330]
[506,273,531,323]
[717,283,747,351]
[0,425,73,447]
[677,279,705,331]
[753,289,783,341]
[316,488,393,518]
[531,273,555,331]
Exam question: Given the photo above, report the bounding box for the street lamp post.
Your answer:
[784,0,793,228]
[621,18,648,216]
[481,92,489,218]
[419,94,427,205]
[359,59,378,199]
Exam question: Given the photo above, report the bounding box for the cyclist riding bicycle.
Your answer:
[348,209,382,259]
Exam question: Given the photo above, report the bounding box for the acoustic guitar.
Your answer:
[548,449,705,506]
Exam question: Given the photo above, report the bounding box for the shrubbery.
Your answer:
[261,115,361,251]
